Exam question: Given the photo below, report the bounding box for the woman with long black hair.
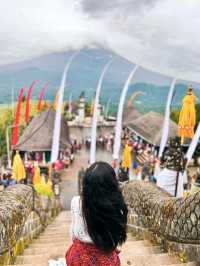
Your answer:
[66,161,128,265]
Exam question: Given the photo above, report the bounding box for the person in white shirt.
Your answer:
[66,161,128,266]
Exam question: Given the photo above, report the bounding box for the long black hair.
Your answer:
[82,161,128,253]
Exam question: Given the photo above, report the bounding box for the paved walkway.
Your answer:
[60,149,113,210]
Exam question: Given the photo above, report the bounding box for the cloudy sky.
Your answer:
[1,0,200,82]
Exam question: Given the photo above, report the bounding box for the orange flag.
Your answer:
[37,83,48,112]
[12,87,25,146]
[25,81,37,123]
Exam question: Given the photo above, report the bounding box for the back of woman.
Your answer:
[66,161,128,266]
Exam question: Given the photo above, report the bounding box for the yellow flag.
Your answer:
[53,91,64,113]
[12,152,26,182]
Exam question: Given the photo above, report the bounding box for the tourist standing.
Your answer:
[157,137,186,197]
[66,162,128,265]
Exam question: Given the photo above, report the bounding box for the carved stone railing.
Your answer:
[0,185,60,265]
[123,181,200,263]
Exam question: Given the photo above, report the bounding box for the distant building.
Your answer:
[74,92,104,125]
[76,92,85,123]
[13,108,71,161]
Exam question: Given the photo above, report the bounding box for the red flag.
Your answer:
[37,83,48,112]
[12,87,25,146]
[25,81,36,123]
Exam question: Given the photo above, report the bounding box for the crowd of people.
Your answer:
[84,134,114,152]
[117,131,200,197]
[117,129,158,183]
[0,139,81,192]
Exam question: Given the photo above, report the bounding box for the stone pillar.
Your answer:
[78,96,85,123]
[97,103,103,123]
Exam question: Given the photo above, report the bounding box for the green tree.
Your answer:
[0,109,14,156]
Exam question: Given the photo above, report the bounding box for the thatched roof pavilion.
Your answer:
[14,108,71,152]
[123,107,142,126]
[127,111,178,146]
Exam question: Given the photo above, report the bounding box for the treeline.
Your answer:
[0,101,38,157]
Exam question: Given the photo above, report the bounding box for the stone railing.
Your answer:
[123,181,200,263]
[0,185,60,265]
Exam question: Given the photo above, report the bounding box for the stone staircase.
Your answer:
[11,211,197,266]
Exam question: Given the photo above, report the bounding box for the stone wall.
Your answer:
[123,181,200,263]
[0,185,60,265]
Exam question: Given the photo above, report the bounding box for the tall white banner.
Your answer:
[90,60,113,164]
[186,122,200,162]
[51,52,79,163]
[158,78,177,158]
[113,65,138,160]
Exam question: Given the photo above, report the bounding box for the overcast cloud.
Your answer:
[0,0,200,82]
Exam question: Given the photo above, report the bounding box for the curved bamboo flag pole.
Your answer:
[68,92,73,116]
[186,123,200,162]
[113,65,138,161]
[154,78,176,177]
[51,52,79,163]
[181,121,200,186]
[90,60,113,164]
[158,78,177,158]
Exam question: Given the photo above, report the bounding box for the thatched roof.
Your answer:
[127,111,178,146]
[123,107,142,126]
[14,108,71,152]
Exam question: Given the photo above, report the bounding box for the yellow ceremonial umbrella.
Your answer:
[12,151,26,182]
[122,144,132,170]
[178,86,196,145]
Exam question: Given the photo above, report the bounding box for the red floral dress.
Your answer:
[66,239,120,266]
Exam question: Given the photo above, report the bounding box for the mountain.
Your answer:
[0,47,199,113]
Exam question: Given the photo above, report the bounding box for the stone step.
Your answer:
[40,231,69,235]
[41,231,69,236]
[33,238,69,244]
[120,245,161,256]
[48,220,71,225]
[16,254,62,264]
[29,242,69,248]
[42,228,69,232]
[162,263,197,266]
[37,235,69,240]
[23,246,67,255]
[24,247,66,256]
[122,239,153,248]
[13,210,197,266]
[10,260,197,266]
[121,253,181,266]
[46,223,70,227]
[41,230,69,236]
[10,264,46,266]
[44,227,69,232]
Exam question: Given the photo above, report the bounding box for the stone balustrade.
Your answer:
[123,181,200,263]
[0,185,60,265]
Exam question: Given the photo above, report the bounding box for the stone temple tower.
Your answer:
[77,92,85,123]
